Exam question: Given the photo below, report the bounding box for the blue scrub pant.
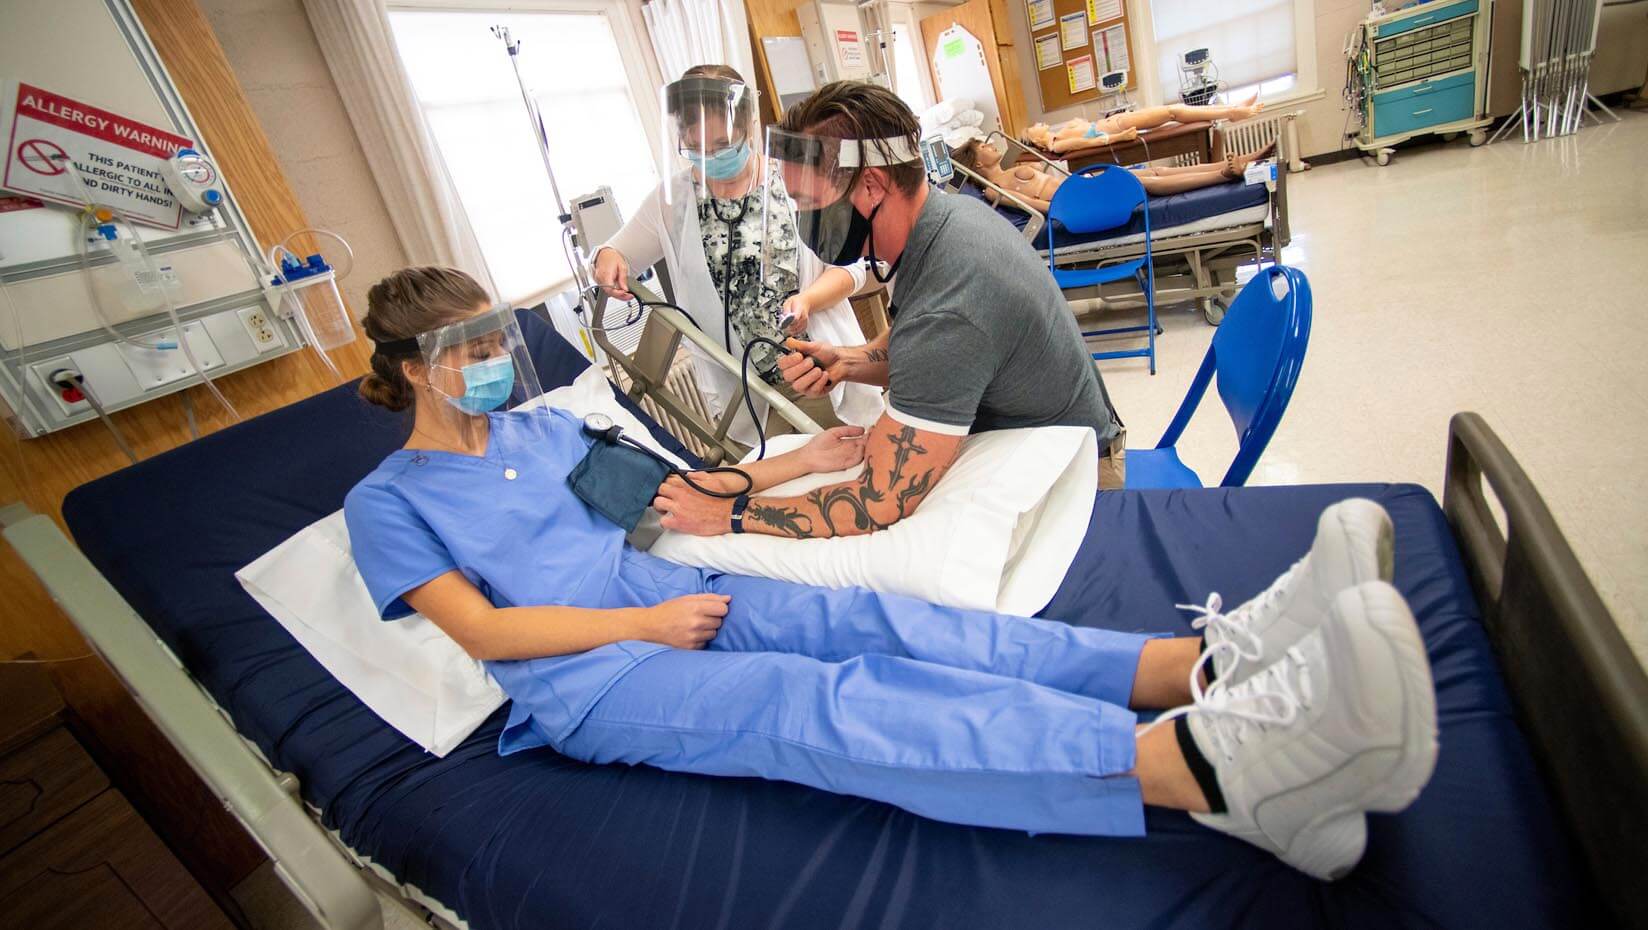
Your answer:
[491,550,1151,836]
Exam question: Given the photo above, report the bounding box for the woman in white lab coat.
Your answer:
[591,65,883,447]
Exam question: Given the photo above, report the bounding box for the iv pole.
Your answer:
[491,25,595,300]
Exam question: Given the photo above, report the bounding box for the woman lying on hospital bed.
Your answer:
[590,65,882,442]
[345,266,1439,882]
[951,137,1278,215]
[1024,96,1266,153]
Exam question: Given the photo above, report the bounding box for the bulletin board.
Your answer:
[1026,0,1137,111]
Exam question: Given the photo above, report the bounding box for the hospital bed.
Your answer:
[952,121,1294,326]
[5,311,1646,930]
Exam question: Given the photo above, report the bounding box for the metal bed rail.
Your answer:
[0,503,385,930]
[1441,412,1648,930]
[585,281,822,465]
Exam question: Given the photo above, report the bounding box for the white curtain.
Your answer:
[301,0,494,291]
[641,0,755,84]
[1150,0,1296,99]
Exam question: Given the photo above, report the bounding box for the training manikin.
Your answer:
[1024,97,1265,153]
[952,138,1277,214]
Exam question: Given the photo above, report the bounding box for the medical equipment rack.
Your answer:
[1354,0,1495,165]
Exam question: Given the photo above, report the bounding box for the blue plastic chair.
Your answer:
[1124,265,1313,489]
[1046,163,1158,374]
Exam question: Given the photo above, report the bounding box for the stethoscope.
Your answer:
[581,411,753,498]
[705,191,750,357]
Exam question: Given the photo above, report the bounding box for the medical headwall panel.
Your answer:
[0,0,302,438]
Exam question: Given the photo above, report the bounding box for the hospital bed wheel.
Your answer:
[1375,150,1392,167]
[1469,130,1488,147]
[1201,296,1227,326]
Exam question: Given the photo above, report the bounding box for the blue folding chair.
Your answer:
[1047,163,1158,374]
[1124,265,1313,489]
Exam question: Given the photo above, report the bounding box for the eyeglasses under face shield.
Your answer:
[662,76,761,204]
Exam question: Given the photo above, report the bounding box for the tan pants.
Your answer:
[765,383,846,436]
[1098,427,1128,491]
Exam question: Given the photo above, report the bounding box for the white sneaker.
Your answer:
[1190,498,1395,686]
[1156,581,1438,881]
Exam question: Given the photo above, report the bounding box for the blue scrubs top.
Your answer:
[344,408,636,619]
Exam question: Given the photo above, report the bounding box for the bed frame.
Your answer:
[3,412,1645,930]
[582,282,822,466]
[957,117,1296,326]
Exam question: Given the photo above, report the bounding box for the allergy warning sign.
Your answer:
[0,80,193,229]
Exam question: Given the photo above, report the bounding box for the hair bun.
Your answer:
[359,355,414,412]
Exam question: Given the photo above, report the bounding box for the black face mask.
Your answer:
[797,196,874,267]
[864,199,902,284]
[798,195,905,284]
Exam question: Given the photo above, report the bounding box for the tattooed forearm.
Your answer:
[863,347,889,363]
[746,503,815,538]
[743,420,959,539]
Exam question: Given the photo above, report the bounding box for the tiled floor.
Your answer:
[1084,109,1648,667]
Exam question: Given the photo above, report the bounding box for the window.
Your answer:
[890,24,931,114]
[1149,0,1296,105]
[390,8,659,302]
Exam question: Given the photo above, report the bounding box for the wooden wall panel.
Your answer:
[1,0,376,905]
[745,0,808,123]
[920,0,1029,135]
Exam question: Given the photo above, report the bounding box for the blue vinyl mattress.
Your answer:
[960,174,1269,251]
[62,314,1586,929]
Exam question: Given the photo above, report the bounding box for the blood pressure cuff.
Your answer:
[567,440,673,532]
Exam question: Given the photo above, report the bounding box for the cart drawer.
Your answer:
[1375,0,1478,38]
[1372,76,1474,137]
[1372,69,1474,107]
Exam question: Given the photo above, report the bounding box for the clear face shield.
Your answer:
[761,126,922,269]
[406,304,549,448]
[661,76,761,207]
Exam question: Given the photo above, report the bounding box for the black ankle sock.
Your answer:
[1200,635,1218,685]
[1174,715,1228,814]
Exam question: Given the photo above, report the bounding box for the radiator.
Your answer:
[1165,109,1305,171]
[608,348,717,460]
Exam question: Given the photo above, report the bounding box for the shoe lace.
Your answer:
[1140,644,1314,763]
[1179,559,1303,665]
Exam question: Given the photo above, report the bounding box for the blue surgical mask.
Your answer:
[441,355,514,414]
[688,141,752,181]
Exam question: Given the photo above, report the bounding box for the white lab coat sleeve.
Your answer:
[597,184,668,273]
[842,257,869,292]
[796,246,886,429]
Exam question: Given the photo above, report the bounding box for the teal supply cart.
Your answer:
[1353,0,1495,165]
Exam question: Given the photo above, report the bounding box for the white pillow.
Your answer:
[650,426,1097,615]
[235,365,675,756]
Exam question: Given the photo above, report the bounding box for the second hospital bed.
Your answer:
[8,312,1646,930]
[952,126,1293,326]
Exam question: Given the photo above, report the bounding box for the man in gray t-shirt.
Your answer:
[651,82,1125,542]
[884,188,1119,441]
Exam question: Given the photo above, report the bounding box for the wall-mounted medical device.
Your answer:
[158,148,226,214]
[0,0,323,441]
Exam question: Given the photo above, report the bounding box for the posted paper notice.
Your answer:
[0,80,192,229]
[1060,11,1088,50]
[1035,33,1064,70]
[1067,55,1097,94]
[1026,0,1055,30]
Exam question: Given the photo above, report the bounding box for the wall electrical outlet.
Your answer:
[237,307,282,353]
